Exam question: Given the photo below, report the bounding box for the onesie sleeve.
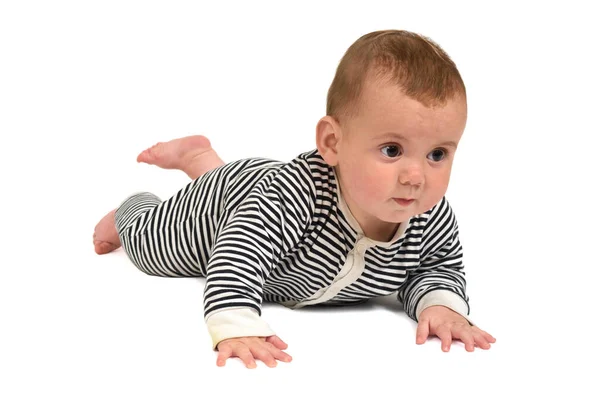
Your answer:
[397,197,472,324]
[203,163,315,349]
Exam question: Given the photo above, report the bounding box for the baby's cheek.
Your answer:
[423,174,450,209]
[355,166,375,184]
[362,171,390,201]
[346,168,373,197]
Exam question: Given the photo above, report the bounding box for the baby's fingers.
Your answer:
[436,327,453,352]
[251,346,278,368]
[233,345,257,369]
[217,343,257,368]
[416,319,430,344]
[275,349,293,363]
[456,329,475,352]
[479,329,496,344]
[473,333,492,350]
[266,335,288,350]
[472,327,495,349]
[250,342,293,367]
[216,345,233,367]
[265,342,292,363]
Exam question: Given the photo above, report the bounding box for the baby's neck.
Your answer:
[362,222,400,242]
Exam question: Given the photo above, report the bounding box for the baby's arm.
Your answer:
[398,197,495,351]
[203,172,313,367]
[206,307,292,368]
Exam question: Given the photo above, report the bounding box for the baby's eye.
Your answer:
[427,148,447,162]
[381,145,403,158]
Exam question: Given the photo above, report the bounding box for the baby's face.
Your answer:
[335,79,467,238]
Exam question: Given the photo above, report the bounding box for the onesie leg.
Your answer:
[114,192,204,278]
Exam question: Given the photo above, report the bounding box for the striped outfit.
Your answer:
[115,149,470,347]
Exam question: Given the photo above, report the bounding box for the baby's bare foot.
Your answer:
[136,135,225,179]
[93,209,121,255]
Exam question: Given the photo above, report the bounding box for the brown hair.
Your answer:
[326,30,466,121]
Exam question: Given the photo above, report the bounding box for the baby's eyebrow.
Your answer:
[437,141,458,149]
[374,132,408,141]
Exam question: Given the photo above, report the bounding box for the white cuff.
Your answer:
[416,290,474,325]
[206,308,276,349]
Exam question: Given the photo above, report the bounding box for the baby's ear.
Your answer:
[316,116,341,166]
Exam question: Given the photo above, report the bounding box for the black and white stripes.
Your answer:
[115,149,469,328]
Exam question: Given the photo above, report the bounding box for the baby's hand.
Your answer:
[416,305,496,352]
[216,335,292,368]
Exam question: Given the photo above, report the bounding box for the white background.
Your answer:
[1,0,599,399]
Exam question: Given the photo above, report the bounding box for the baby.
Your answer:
[93,30,495,368]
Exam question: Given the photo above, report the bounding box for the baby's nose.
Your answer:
[399,163,424,186]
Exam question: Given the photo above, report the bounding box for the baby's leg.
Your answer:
[137,135,225,180]
[98,191,206,277]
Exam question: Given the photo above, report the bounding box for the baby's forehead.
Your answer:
[360,82,464,116]
[346,86,467,141]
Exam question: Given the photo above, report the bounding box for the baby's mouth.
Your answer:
[393,198,415,207]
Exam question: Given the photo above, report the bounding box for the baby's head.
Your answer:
[316,30,468,240]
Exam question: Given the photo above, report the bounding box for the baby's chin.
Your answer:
[382,201,435,222]
[408,198,443,215]
[380,209,416,224]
